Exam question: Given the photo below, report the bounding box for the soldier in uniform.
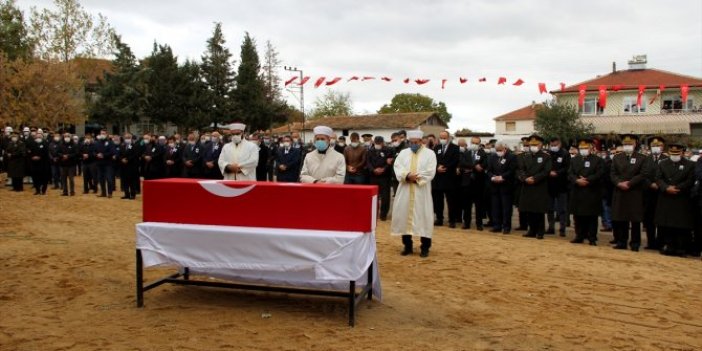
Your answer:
[164,136,183,178]
[546,137,570,236]
[655,144,695,257]
[57,133,79,196]
[514,136,530,232]
[182,133,202,178]
[568,138,604,245]
[5,132,26,191]
[457,137,488,230]
[27,131,51,195]
[610,134,651,251]
[367,136,394,221]
[643,136,667,250]
[118,133,140,199]
[517,134,552,239]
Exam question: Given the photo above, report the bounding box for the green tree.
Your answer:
[177,59,209,132]
[233,32,269,131]
[29,0,114,61]
[200,22,236,128]
[378,93,452,123]
[534,100,594,143]
[141,42,185,126]
[0,0,33,60]
[309,90,353,119]
[89,34,142,131]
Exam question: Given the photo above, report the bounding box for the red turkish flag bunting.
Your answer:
[314,77,326,88]
[403,78,410,84]
[560,82,566,92]
[325,77,342,86]
[284,76,298,86]
[298,76,310,86]
[538,83,547,94]
[415,79,430,85]
[513,79,524,86]
[497,77,507,85]
[659,84,666,93]
[381,77,392,82]
[441,79,447,89]
[612,85,623,92]
[637,85,646,107]
[362,76,375,81]
[578,85,587,107]
[348,76,360,82]
[459,77,468,84]
[479,77,487,82]
[598,85,607,109]
[681,84,689,105]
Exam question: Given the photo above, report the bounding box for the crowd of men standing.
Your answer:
[2,124,701,259]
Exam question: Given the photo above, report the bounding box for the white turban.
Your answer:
[407,130,424,139]
[313,126,333,137]
[230,123,246,131]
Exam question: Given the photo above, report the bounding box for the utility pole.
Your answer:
[283,66,305,142]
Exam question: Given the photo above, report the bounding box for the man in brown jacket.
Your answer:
[343,132,369,184]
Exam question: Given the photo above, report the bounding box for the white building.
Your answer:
[301,112,449,142]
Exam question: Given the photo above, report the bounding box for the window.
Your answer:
[505,122,516,132]
[623,96,646,113]
[580,97,603,115]
[662,97,693,113]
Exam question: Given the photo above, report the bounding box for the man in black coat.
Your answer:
[118,133,140,199]
[655,144,695,256]
[79,134,98,194]
[181,133,202,178]
[390,131,407,196]
[141,134,166,180]
[486,141,518,234]
[546,137,570,236]
[514,137,530,232]
[367,136,394,221]
[57,133,79,196]
[94,129,116,198]
[27,131,51,195]
[643,136,667,250]
[275,135,301,183]
[457,137,488,230]
[517,134,552,239]
[163,137,183,178]
[568,138,604,245]
[432,131,461,228]
[249,133,269,182]
[202,132,223,180]
[5,132,26,191]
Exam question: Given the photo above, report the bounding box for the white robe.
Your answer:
[217,139,259,181]
[299,148,346,184]
[391,146,437,238]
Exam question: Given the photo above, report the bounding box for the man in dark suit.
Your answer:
[182,133,202,178]
[202,132,224,180]
[141,134,165,180]
[249,133,270,182]
[163,137,182,178]
[432,131,460,228]
[93,129,116,197]
[118,133,140,200]
[610,134,651,251]
[517,134,552,239]
[275,135,301,183]
[367,136,394,221]
[568,138,604,245]
[546,137,570,236]
[486,141,518,233]
[457,137,488,230]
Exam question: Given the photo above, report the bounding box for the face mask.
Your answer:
[485,148,494,154]
[264,139,271,145]
[651,146,662,155]
[350,142,359,148]
[23,131,29,135]
[338,142,346,147]
[35,137,43,143]
[459,146,466,153]
[496,151,505,157]
[530,146,540,153]
[188,141,196,145]
[392,141,400,148]
[364,141,371,146]
[232,135,242,144]
[53,137,60,142]
[292,138,299,144]
[84,139,91,144]
[623,145,634,153]
[282,142,291,148]
[374,144,382,150]
[210,137,218,144]
[670,155,682,162]
[11,137,18,142]
[579,149,590,157]
[113,139,120,144]
[144,138,151,143]
[124,139,132,144]
[205,136,211,142]
[469,144,479,151]
[168,143,175,148]
[315,140,328,152]
[64,137,71,143]
[410,144,420,153]
[157,139,165,145]
[439,139,448,146]
[549,146,559,152]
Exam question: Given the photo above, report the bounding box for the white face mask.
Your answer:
[338,142,345,147]
[623,145,635,153]
[459,146,466,153]
[391,141,400,148]
[282,142,291,148]
[143,138,151,143]
[549,146,560,152]
[63,137,71,143]
[485,148,494,154]
[651,146,662,155]
[11,137,18,142]
[53,137,60,142]
[579,149,590,157]
[439,139,448,146]
[374,144,382,150]
[670,155,682,162]
[364,141,371,146]
[496,151,505,157]
[530,146,540,153]
[292,138,299,144]
[35,138,43,143]
[469,144,479,151]
[232,135,242,144]
[350,142,359,148]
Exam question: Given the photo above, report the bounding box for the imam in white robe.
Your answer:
[217,139,259,181]
[391,146,437,238]
[300,148,346,184]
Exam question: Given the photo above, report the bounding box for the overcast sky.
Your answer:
[19,0,702,132]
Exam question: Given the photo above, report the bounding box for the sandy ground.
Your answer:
[1,179,702,351]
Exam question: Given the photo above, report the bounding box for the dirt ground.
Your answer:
[1,179,702,351]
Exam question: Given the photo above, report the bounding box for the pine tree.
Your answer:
[141,42,184,126]
[233,32,269,132]
[200,22,235,128]
[178,59,209,132]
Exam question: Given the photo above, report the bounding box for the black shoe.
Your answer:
[61,193,68,196]
[97,194,107,198]
[589,241,597,246]
[644,246,658,251]
[477,225,484,231]
[545,228,555,235]
[502,229,510,234]
[559,231,566,237]
[536,234,544,240]
[523,233,536,238]
[491,228,502,233]
[461,224,469,230]
[379,216,387,221]
[434,220,443,226]
[448,222,456,229]
[630,246,639,252]
[486,221,494,227]
[419,250,429,258]
[515,226,527,231]
[609,239,617,244]
[83,191,89,194]
[613,244,627,250]
[70,192,75,196]
[121,196,130,200]
[33,191,40,195]
[570,238,584,244]
[401,247,413,256]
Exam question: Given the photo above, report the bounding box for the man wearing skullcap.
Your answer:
[218,123,259,181]
[300,126,345,184]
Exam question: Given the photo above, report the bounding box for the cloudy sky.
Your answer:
[19,0,702,132]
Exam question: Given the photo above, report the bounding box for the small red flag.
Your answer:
[612,85,623,92]
[415,79,430,85]
[325,77,342,86]
[681,84,689,105]
[598,85,607,109]
[284,76,298,86]
[348,76,360,82]
[314,77,326,88]
[513,79,524,86]
[381,77,392,82]
[560,82,566,92]
[538,83,547,94]
[578,85,587,107]
[441,79,447,89]
[637,85,646,107]
[479,77,487,82]
[497,77,507,85]
[403,78,410,84]
[362,76,375,81]
[298,76,310,86]
[459,77,468,84]
[659,84,666,93]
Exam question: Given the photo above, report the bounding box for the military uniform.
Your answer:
[568,139,604,244]
[655,144,695,256]
[643,137,667,250]
[458,146,488,230]
[517,135,552,239]
[367,140,394,221]
[610,135,651,251]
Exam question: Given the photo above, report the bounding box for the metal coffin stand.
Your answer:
[135,249,374,326]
